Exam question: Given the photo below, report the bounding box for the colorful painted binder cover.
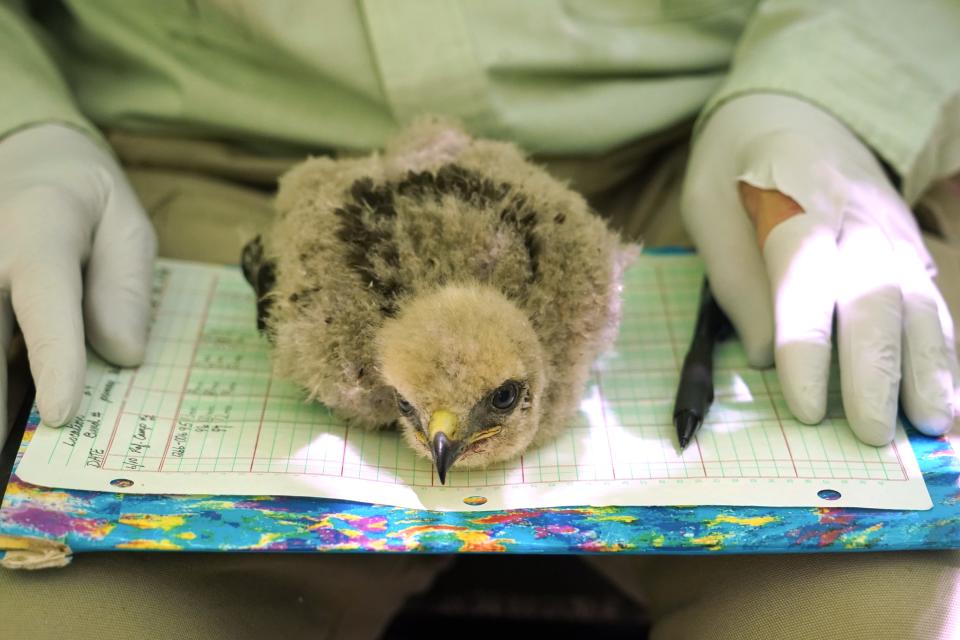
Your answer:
[2,393,960,567]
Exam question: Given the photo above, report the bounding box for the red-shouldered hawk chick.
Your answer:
[243,118,637,483]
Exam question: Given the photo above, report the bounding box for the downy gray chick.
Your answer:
[243,119,636,483]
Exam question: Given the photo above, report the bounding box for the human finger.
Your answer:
[681,150,774,368]
[12,257,86,427]
[734,133,847,425]
[83,177,157,367]
[898,244,955,437]
[762,213,839,424]
[5,191,89,427]
[835,216,902,445]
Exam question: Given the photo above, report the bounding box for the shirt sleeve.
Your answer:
[0,0,102,144]
[696,0,960,203]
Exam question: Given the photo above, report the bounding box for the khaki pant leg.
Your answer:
[125,168,276,265]
[0,552,450,640]
[117,126,698,258]
[586,552,960,640]
[538,127,693,248]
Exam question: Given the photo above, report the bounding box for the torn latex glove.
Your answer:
[682,93,957,446]
[0,124,156,443]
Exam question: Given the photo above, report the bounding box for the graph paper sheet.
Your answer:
[15,256,931,511]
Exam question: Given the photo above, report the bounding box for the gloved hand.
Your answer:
[682,94,957,445]
[0,124,156,445]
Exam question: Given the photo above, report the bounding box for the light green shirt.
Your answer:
[2,0,958,199]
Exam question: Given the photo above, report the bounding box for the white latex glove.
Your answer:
[0,124,156,445]
[682,94,957,446]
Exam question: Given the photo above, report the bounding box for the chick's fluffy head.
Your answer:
[376,285,546,469]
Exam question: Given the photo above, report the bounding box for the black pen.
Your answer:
[673,277,731,451]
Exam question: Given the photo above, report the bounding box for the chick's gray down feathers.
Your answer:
[243,119,636,470]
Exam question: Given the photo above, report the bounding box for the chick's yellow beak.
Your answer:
[428,410,458,440]
[428,410,462,485]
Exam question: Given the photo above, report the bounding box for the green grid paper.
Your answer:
[40,256,909,489]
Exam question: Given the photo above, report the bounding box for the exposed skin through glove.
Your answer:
[683,94,958,446]
[738,184,803,250]
[0,124,156,445]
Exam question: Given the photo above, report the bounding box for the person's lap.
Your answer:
[587,551,960,640]
[0,551,451,640]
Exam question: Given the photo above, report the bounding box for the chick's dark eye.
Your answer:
[397,396,414,417]
[491,382,520,411]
